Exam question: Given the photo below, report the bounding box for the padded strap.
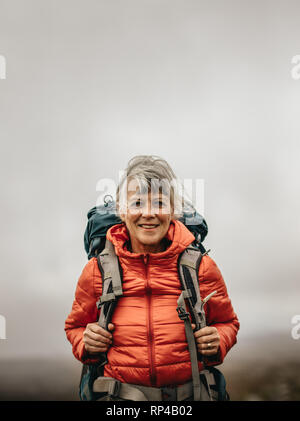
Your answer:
[177,247,204,331]
[97,238,123,330]
[99,238,123,298]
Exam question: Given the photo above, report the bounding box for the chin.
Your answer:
[139,235,160,245]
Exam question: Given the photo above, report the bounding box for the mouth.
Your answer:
[138,224,160,230]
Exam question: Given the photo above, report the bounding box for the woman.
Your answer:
[65,155,239,400]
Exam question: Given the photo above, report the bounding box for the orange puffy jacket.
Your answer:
[65,219,239,387]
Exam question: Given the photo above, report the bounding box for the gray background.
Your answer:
[0,0,299,400]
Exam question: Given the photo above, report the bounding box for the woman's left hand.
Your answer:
[191,324,220,356]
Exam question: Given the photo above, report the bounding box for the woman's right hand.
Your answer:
[83,322,114,354]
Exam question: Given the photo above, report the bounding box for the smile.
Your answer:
[138,224,159,230]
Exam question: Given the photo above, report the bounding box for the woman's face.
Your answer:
[120,188,174,253]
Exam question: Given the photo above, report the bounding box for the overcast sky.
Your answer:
[0,0,300,359]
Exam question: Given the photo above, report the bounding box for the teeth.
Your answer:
[140,224,158,228]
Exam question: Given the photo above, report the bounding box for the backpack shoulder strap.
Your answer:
[176,246,217,401]
[176,247,203,400]
[96,238,123,330]
[177,247,217,330]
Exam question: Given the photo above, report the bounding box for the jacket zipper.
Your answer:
[142,254,157,386]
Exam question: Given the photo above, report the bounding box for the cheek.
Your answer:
[161,216,172,227]
[125,215,140,229]
[159,219,171,235]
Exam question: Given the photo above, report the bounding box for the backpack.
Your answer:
[79,196,229,401]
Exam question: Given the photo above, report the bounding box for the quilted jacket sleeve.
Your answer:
[198,255,240,367]
[64,257,103,364]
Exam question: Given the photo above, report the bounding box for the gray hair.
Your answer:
[116,155,193,218]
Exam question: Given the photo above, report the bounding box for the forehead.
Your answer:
[127,188,170,201]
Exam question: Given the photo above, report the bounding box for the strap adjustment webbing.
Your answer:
[176,291,202,401]
[93,375,217,401]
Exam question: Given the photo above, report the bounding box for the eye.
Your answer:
[153,200,166,209]
[129,199,142,208]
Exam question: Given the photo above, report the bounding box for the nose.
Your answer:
[141,201,155,217]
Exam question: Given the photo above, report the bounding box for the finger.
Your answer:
[195,333,219,344]
[85,341,108,351]
[85,337,111,348]
[195,327,216,337]
[196,340,218,350]
[197,341,220,353]
[89,324,113,339]
[107,323,115,331]
[199,348,219,356]
[196,340,220,350]
[86,345,108,354]
[84,330,112,344]
[194,334,212,344]
[191,324,196,331]
[196,337,220,351]
[84,329,112,344]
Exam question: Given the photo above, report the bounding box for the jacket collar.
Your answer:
[106,219,195,259]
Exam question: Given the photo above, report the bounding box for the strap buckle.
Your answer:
[161,386,177,401]
[107,380,121,398]
[96,296,116,310]
[176,306,190,321]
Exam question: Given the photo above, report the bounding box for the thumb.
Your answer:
[191,324,196,331]
[107,323,115,331]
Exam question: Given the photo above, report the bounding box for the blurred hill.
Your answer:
[221,333,300,400]
[0,333,299,401]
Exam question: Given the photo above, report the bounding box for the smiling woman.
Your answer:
[65,155,240,401]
